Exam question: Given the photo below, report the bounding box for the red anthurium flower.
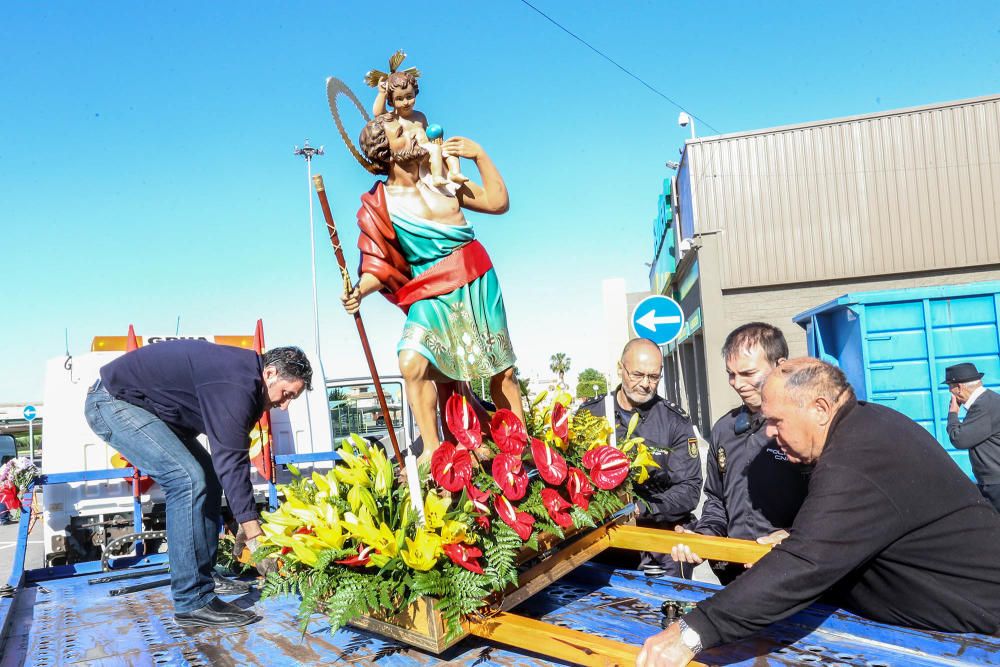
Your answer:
[530,437,567,485]
[551,402,569,440]
[541,488,574,529]
[490,409,528,455]
[566,467,594,510]
[494,494,535,541]
[492,452,529,500]
[431,442,473,492]
[335,544,374,566]
[465,482,491,513]
[584,445,631,490]
[445,394,482,450]
[474,513,491,532]
[442,542,485,574]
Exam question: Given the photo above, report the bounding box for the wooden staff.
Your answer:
[312,174,405,465]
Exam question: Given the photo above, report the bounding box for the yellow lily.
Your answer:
[423,491,451,529]
[347,485,378,517]
[401,529,442,571]
[631,443,660,484]
[344,511,400,559]
[440,519,470,545]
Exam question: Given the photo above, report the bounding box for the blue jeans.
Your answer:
[84,381,222,613]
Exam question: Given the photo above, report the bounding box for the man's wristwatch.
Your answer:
[677,618,703,654]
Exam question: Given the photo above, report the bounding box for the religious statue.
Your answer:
[334,51,525,463]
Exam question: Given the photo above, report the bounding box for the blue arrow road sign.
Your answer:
[23,405,37,421]
[631,295,684,346]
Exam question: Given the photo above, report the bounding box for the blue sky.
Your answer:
[2,1,998,403]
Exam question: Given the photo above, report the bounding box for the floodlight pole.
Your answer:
[294,140,326,370]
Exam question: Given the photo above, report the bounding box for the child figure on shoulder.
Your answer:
[367,52,468,188]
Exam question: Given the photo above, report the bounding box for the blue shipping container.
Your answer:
[794,281,1000,480]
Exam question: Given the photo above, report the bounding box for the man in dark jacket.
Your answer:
[670,323,809,583]
[945,362,1000,511]
[84,340,312,628]
[580,338,701,578]
[638,358,1000,667]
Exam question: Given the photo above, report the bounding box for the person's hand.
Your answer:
[378,79,387,93]
[744,528,789,568]
[757,529,789,546]
[441,137,482,160]
[246,536,279,576]
[669,526,703,565]
[342,286,362,315]
[636,623,695,667]
[949,393,960,413]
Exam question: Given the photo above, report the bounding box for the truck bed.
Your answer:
[3,560,998,666]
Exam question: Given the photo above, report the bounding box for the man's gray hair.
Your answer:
[262,346,313,391]
[961,379,984,391]
[773,357,853,405]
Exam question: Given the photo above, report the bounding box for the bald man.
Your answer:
[580,337,701,578]
[637,358,1000,667]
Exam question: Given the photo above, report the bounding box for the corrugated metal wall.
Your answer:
[685,95,1000,290]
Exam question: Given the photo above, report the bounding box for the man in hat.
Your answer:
[945,362,1000,512]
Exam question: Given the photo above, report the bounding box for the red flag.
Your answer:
[126,324,139,352]
[250,319,274,481]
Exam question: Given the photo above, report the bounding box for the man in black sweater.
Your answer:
[638,358,1000,666]
[84,340,312,628]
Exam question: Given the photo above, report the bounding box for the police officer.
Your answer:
[671,323,809,583]
[580,337,701,578]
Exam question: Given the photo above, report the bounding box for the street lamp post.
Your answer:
[294,140,325,369]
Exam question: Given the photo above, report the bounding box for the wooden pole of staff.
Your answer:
[312,174,405,464]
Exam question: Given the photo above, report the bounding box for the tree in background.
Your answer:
[576,368,608,399]
[549,353,571,388]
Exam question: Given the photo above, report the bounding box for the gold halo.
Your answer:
[326,77,379,175]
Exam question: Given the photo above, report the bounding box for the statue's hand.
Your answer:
[441,137,482,160]
[341,286,362,314]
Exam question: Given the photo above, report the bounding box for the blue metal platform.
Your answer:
[2,560,998,666]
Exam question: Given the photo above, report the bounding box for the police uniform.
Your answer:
[696,406,810,583]
[580,389,701,577]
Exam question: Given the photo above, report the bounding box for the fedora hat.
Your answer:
[942,362,985,385]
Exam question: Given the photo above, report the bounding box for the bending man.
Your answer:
[84,340,311,628]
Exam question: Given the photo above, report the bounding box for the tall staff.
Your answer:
[312,174,405,465]
[313,175,424,521]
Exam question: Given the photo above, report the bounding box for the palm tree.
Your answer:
[549,353,571,388]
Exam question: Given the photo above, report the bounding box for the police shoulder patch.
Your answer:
[662,398,689,420]
[687,437,699,459]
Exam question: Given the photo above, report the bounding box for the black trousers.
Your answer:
[979,483,1000,513]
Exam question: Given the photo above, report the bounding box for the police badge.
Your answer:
[717,446,728,475]
[687,437,699,459]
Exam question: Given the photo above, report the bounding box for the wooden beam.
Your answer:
[470,612,708,667]
[501,520,615,612]
[470,611,640,666]
[607,525,771,564]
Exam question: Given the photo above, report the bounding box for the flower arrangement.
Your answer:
[0,456,39,521]
[256,392,657,640]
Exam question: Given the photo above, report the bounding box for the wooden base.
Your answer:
[353,522,770,661]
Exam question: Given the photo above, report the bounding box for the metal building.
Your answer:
[650,94,1000,434]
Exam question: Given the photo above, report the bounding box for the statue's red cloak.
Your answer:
[356,181,493,313]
